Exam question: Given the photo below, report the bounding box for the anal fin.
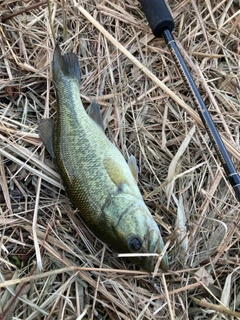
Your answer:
[38,119,55,158]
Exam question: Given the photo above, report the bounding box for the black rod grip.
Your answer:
[139,0,174,37]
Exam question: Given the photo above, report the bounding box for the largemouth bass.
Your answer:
[38,44,168,272]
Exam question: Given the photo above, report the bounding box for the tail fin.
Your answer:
[52,43,81,83]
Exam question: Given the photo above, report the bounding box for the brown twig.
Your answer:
[2,0,48,22]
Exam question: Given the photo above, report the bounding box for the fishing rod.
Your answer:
[139,0,240,202]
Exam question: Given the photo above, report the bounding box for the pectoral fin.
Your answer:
[38,119,55,158]
[87,99,104,131]
[128,155,138,183]
[104,158,128,187]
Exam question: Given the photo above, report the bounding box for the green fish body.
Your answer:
[38,44,168,272]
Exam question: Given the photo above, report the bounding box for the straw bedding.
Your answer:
[0,0,240,319]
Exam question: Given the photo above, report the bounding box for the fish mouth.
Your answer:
[142,228,168,272]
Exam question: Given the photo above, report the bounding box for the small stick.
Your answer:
[2,0,48,22]
[162,273,175,320]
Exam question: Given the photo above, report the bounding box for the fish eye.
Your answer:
[127,236,142,252]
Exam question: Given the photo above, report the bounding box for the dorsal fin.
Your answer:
[52,43,81,83]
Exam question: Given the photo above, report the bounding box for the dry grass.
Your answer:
[1,0,240,319]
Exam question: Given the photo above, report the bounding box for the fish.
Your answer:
[38,44,168,272]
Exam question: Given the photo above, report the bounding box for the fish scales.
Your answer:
[38,44,168,272]
[55,75,140,231]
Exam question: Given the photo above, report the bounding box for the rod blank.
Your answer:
[139,0,240,201]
